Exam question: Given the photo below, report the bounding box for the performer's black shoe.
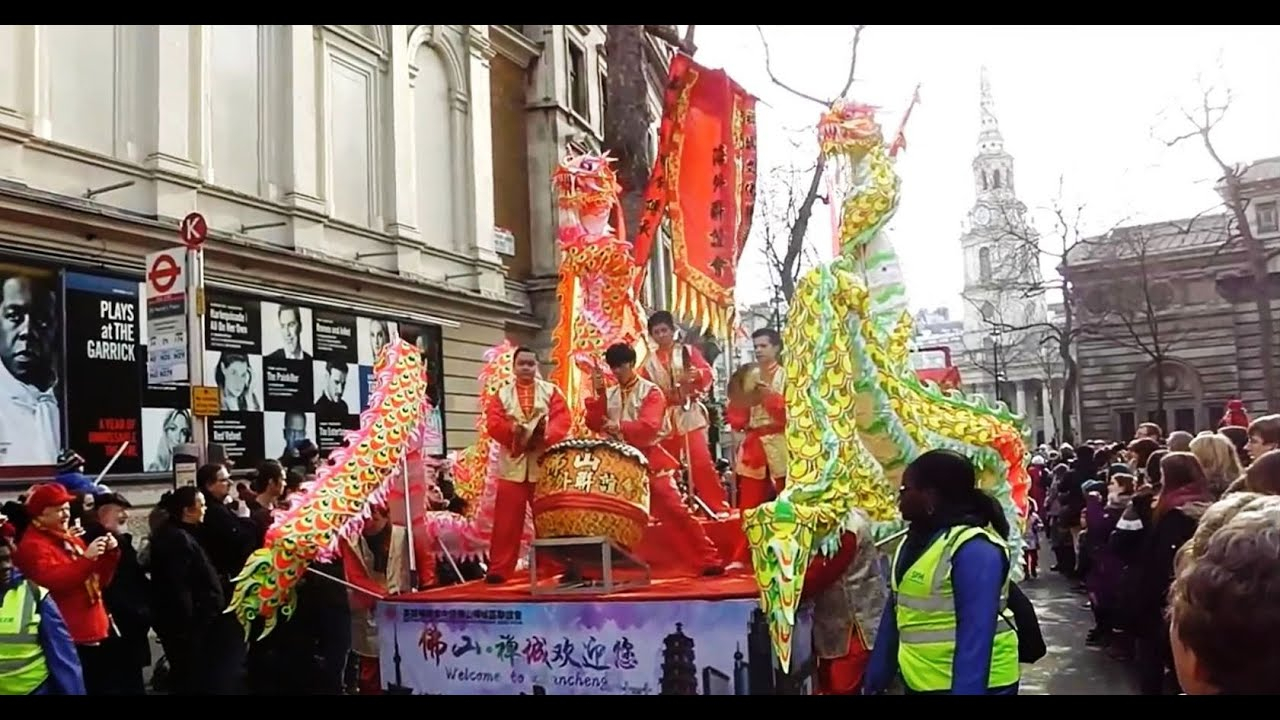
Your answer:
[701,565,725,577]
[485,573,506,585]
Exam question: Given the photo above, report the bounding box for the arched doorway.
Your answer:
[1133,359,1205,433]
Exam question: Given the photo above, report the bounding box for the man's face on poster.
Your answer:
[284,412,306,448]
[279,306,301,355]
[0,276,55,390]
[327,367,347,400]
[370,320,388,354]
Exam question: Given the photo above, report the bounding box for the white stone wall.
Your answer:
[0,24,504,297]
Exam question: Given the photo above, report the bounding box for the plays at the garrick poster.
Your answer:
[63,272,143,473]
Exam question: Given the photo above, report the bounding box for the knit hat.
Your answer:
[56,449,85,474]
[24,483,76,516]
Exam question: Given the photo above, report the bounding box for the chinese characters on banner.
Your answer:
[377,599,808,695]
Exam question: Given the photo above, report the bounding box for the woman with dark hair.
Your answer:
[862,450,1021,695]
[1133,452,1215,695]
[148,486,238,694]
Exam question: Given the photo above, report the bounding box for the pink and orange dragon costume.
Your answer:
[227,152,655,635]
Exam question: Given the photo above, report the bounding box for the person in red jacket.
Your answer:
[483,346,571,584]
[800,530,878,695]
[725,328,787,511]
[639,311,730,514]
[586,343,724,576]
[14,482,120,695]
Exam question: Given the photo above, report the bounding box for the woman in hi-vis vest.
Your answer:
[862,450,1021,695]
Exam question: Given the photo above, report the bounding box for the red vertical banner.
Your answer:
[632,55,758,338]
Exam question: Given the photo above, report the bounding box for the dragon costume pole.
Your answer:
[401,453,419,591]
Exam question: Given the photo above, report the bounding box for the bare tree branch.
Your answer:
[1160,82,1277,407]
[751,25,865,306]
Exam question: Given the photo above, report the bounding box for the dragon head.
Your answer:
[553,151,622,219]
[818,100,883,158]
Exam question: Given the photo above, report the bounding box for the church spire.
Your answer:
[978,65,1004,155]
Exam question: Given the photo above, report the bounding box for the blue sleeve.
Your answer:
[37,594,86,695]
[949,538,1007,695]
[861,595,899,694]
[54,472,99,496]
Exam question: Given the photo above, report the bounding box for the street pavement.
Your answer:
[1018,563,1140,695]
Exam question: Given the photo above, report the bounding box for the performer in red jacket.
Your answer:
[14,483,120,695]
[639,311,730,513]
[800,530,875,695]
[586,343,724,576]
[483,346,570,584]
[725,328,787,511]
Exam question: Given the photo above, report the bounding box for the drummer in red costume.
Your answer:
[586,343,725,576]
[483,346,570,584]
[639,311,730,514]
[725,328,787,510]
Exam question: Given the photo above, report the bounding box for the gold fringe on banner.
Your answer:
[671,276,735,341]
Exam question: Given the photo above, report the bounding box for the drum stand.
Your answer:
[526,536,651,596]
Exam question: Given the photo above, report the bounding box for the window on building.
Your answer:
[980,301,996,323]
[1257,200,1278,234]
[1205,403,1225,428]
[1116,410,1136,441]
[978,246,992,282]
[1147,409,1168,434]
[1173,408,1196,433]
[599,65,609,124]
[992,169,1002,189]
[567,40,589,118]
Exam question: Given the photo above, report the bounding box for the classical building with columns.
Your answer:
[952,68,1064,445]
[488,25,674,351]
[0,25,654,460]
[1065,156,1280,439]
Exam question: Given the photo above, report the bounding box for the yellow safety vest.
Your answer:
[0,581,50,695]
[890,525,1020,692]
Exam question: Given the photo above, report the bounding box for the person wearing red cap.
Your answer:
[0,515,87,694]
[13,482,120,695]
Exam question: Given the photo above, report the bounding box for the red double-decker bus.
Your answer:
[911,345,961,391]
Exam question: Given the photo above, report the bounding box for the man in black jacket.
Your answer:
[193,463,256,693]
[83,493,150,695]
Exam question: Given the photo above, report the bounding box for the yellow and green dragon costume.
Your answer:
[743,99,1033,670]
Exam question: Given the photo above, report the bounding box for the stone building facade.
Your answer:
[1065,156,1280,439]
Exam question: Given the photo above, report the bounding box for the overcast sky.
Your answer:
[689,25,1280,314]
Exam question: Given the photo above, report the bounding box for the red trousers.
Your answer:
[660,427,729,513]
[738,475,785,512]
[356,654,381,695]
[489,480,535,579]
[649,469,723,570]
[814,633,870,695]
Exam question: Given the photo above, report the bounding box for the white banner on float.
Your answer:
[376,598,812,695]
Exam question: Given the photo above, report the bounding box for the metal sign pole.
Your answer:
[188,244,207,463]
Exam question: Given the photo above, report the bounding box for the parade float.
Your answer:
[368,73,772,693]
[229,56,1031,696]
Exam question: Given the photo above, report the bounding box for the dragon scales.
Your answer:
[744,99,1033,670]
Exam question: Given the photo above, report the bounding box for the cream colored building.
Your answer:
[0,25,567,461]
